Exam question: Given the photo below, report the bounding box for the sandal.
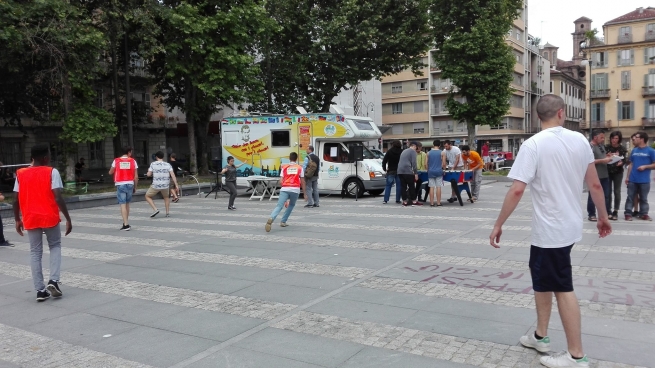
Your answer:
[588,216,597,222]
[172,198,179,203]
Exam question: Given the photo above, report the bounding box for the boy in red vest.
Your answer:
[13,144,72,302]
[109,146,138,230]
[265,152,306,232]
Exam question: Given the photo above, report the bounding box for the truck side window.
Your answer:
[323,143,342,163]
[271,131,290,147]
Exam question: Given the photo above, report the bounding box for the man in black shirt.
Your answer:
[74,158,85,182]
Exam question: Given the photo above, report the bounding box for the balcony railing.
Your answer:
[618,34,633,44]
[590,89,611,99]
[642,86,655,97]
[580,120,611,129]
[647,31,655,41]
[642,117,655,127]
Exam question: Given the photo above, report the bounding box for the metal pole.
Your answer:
[588,61,592,138]
[124,34,134,149]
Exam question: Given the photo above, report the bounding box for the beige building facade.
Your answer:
[583,7,655,140]
[380,0,550,156]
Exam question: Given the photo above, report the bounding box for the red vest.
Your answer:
[281,163,302,188]
[16,166,60,230]
[113,157,136,182]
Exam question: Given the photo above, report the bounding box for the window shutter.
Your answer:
[646,74,650,88]
[591,75,596,90]
[600,103,605,121]
[591,104,597,121]
[646,48,650,64]
[630,49,635,65]
[617,51,621,66]
[617,101,622,120]
[630,101,635,119]
[603,51,608,66]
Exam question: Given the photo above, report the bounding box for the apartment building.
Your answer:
[380,1,550,156]
[583,7,655,139]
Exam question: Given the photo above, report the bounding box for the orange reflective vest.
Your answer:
[16,166,60,230]
[113,157,136,182]
[281,163,302,188]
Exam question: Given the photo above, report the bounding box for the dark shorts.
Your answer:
[529,244,574,292]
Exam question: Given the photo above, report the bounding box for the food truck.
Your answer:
[221,113,386,197]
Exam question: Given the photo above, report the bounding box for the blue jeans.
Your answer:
[587,177,610,217]
[383,174,401,203]
[116,184,134,204]
[625,182,650,216]
[270,191,299,223]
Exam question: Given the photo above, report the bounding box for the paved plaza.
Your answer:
[0,180,654,368]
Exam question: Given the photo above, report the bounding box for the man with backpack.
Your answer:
[302,145,320,208]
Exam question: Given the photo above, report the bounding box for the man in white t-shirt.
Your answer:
[443,140,463,203]
[145,151,179,218]
[489,94,611,367]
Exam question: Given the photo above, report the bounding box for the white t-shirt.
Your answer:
[280,162,304,194]
[445,146,464,169]
[148,161,173,189]
[508,126,594,248]
[111,157,139,186]
[14,168,64,192]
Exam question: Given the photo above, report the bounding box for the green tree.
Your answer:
[430,0,522,149]
[0,0,117,179]
[253,0,432,113]
[153,0,272,174]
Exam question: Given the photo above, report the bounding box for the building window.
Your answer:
[417,81,427,91]
[543,51,549,60]
[619,101,634,120]
[414,101,424,113]
[413,122,426,134]
[512,73,523,86]
[323,143,347,162]
[645,47,655,64]
[0,139,23,165]
[617,49,634,66]
[592,51,608,68]
[514,50,523,63]
[560,81,564,93]
[621,71,631,89]
[515,30,522,41]
[391,83,402,94]
[94,88,103,109]
[619,26,632,43]
[88,141,105,169]
[391,124,403,135]
[510,95,523,108]
[591,102,605,122]
[507,29,512,38]
[550,81,553,93]
[591,73,608,91]
[271,130,290,147]
[645,100,655,119]
[392,103,403,114]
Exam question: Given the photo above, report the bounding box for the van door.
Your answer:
[318,142,351,191]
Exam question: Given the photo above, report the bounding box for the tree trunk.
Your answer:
[184,82,198,174]
[110,34,123,156]
[197,116,210,175]
[124,34,134,149]
[61,73,76,182]
[467,121,477,151]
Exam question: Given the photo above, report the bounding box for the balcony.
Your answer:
[431,85,456,94]
[590,89,611,99]
[618,33,632,44]
[580,120,611,129]
[431,107,449,116]
[642,86,655,97]
[647,31,655,41]
[643,117,655,127]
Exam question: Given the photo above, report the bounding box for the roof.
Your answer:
[605,7,655,25]
[574,16,592,23]
[543,42,558,48]
[557,59,576,68]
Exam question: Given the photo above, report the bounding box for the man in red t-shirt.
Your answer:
[482,141,491,171]
[109,146,138,230]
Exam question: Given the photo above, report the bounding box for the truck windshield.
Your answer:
[346,142,376,159]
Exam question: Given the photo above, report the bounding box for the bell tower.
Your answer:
[572,17,592,64]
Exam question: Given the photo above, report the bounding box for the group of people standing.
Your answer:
[587,129,655,222]
[381,139,484,207]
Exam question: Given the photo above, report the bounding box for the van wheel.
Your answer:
[343,178,365,198]
[368,189,384,196]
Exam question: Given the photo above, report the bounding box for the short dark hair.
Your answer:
[609,131,623,141]
[409,141,419,148]
[415,142,423,148]
[307,145,314,153]
[461,145,471,151]
[536,94,566,121]
[31,144,50,161]
[392,140,402,148]
[632,131,649,143]
[591,129,604,139]
[170,153,176,159]
[79,157,85,161]
[227,155,234,161]
[122,146,133,155]
[433,139,441,147]
[155,151,164,159]
[290,152,298,161]
[444,140,452,145]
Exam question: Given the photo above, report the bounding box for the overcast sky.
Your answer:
[528,1,647,61]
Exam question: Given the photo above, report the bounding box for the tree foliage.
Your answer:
[430,0,522,149]
[152,0,273,173]
[253,0,432,113]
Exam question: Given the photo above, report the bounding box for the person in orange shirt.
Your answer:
[461,145,484,201]
[13,144,72,302]
[265,152,306,232]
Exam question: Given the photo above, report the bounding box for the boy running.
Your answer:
[145,151,179,218]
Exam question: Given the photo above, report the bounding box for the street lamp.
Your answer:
[364,102,374,117]
[579,41,592,138]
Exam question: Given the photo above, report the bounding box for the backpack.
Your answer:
[305,154,319,178]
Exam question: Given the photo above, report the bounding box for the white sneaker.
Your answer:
[540,351,589,367]
[520,333,550,352]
